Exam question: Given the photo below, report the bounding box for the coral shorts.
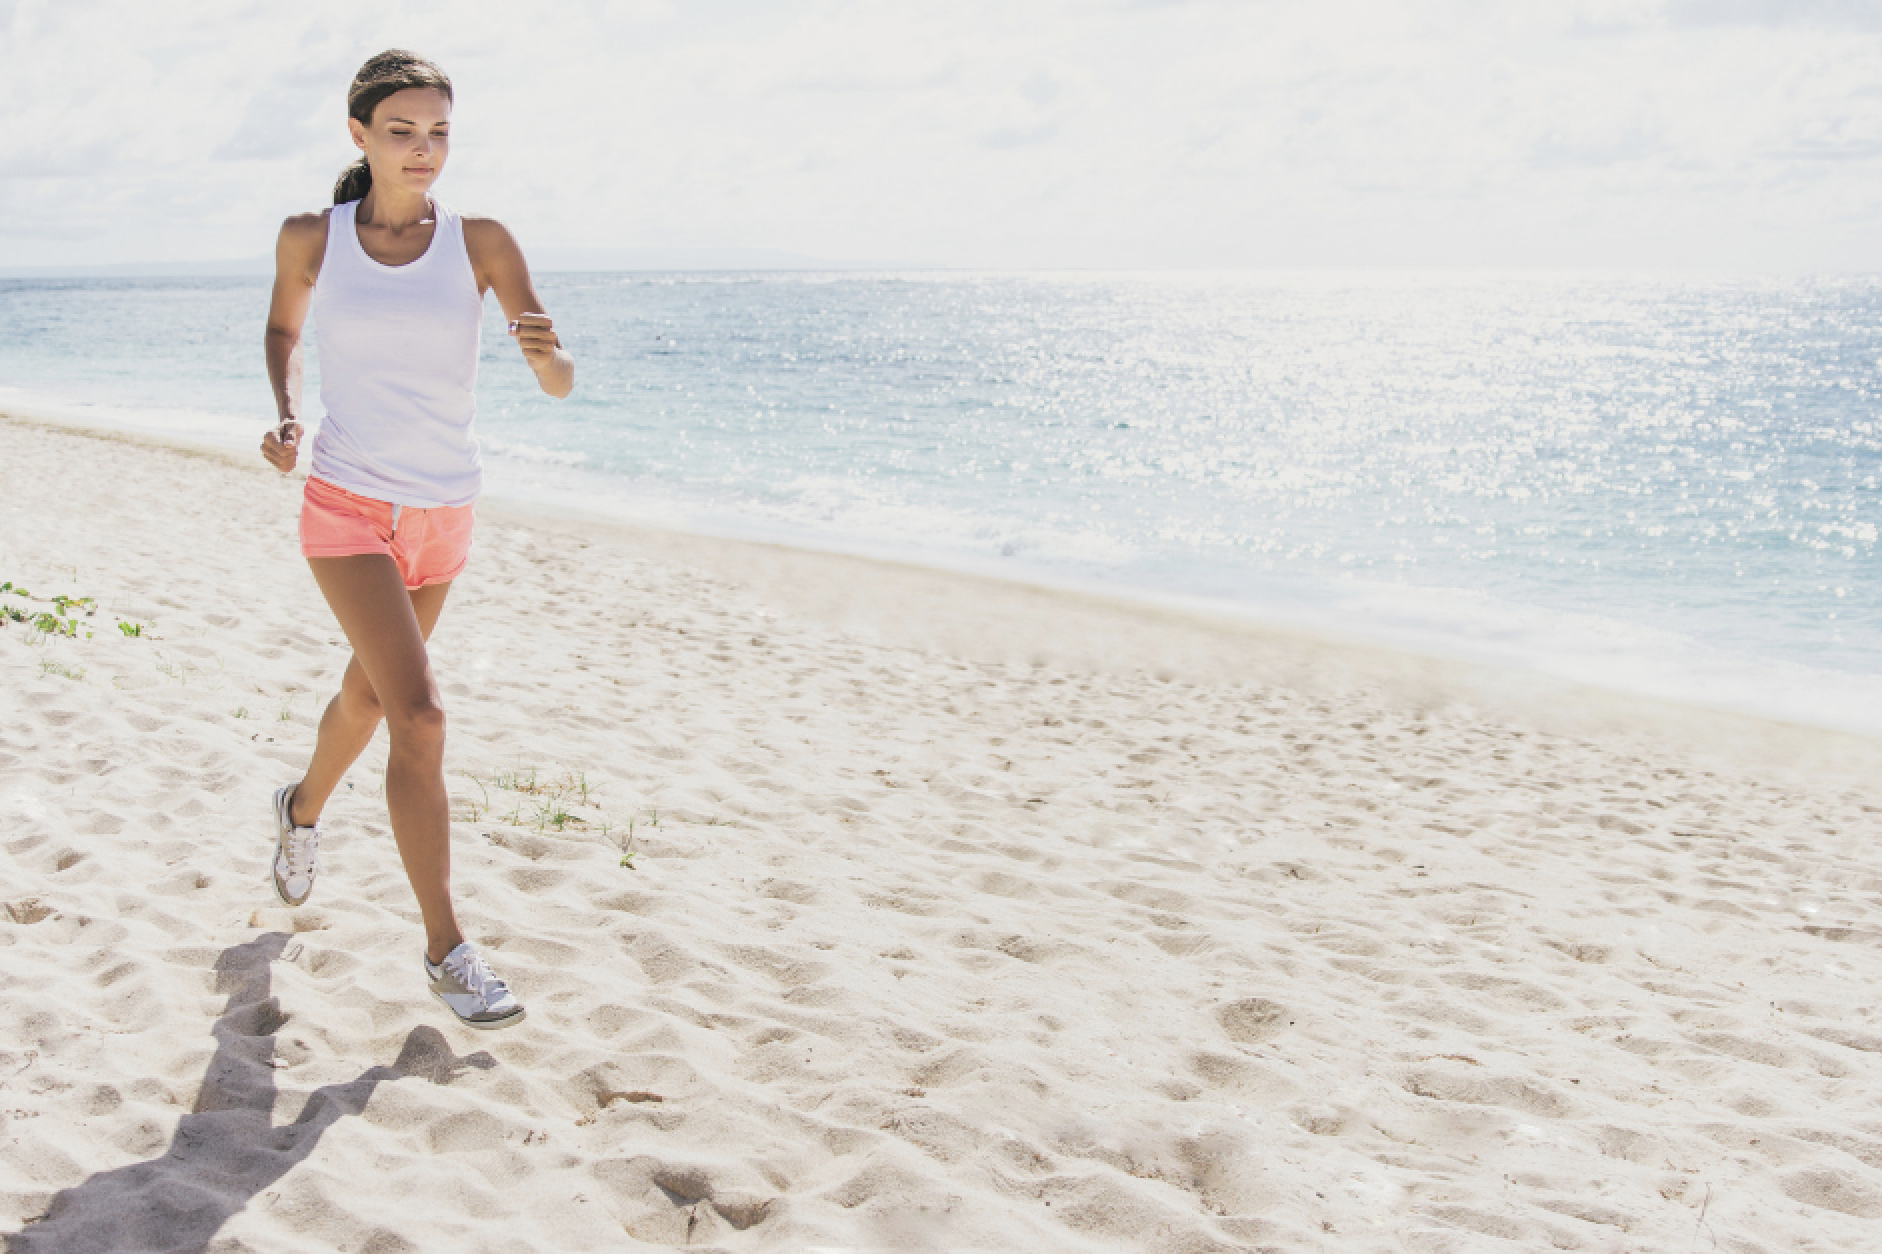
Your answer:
[299,477,475,590]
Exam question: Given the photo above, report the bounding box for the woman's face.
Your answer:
[349,86,452,197]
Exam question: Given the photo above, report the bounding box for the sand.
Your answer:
[1,412,1880,1253]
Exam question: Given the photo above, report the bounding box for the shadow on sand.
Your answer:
[5,932,493,1253]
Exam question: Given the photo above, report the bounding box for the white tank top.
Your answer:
[308,198,484,508]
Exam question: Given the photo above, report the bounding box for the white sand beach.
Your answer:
[2,412,1881,1253]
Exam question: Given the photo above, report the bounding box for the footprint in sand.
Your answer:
[1216,997,1291,1044]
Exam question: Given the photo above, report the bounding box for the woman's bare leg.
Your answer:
[291,580,452,826]
[301,556,462,962]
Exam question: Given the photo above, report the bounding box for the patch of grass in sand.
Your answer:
[2,585,102,640]
[232,706,251,719]
[155,655,194,685]
[20,608,87,639]
[461,767,571,829]
[0,583,34,626]
[613,808,670,869]
[465,766,665,866]
[493,767,543,794]
[38,658,84,681]
[153,653,230,690]
[606,816,639,870]
[453,771,492,822]
[32,611,84,638]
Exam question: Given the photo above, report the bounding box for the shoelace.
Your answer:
[283,826,319,879]
[445,949,508,1005]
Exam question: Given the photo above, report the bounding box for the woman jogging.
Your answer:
[258,50,573,1029]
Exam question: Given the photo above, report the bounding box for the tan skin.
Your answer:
[260,86,573,963]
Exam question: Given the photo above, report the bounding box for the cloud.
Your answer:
[1662,0,1882,30]
[1,0,1880,268]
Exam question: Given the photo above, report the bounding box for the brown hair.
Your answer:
[333,50,453,205]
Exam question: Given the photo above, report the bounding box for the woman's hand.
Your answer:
[508,312,574,398]
[261,421,302,473]
[509,313,560,367]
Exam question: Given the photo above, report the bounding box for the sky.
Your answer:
[3,0,1882,270]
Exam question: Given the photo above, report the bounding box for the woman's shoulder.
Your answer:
[280,207,335,236]
[459,213,520,248]
[276,209,334,285]
[277,208,334,255]
[459,214,527,270]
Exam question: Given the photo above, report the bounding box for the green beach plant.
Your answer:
[474,763,624,841]
[0,586,106,639]
[498,767,544,795]
[30,611,82,638]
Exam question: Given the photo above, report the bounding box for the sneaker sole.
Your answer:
[430,990,527,1030]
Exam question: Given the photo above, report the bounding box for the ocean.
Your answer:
[1,271,1876,735]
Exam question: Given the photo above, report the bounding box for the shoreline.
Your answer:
[9,384,1882,745]
[8,404,1880,783]
[4,411,1882,1250]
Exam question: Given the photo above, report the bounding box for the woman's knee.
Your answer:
[385,699,447,751]
[340,670,383,719]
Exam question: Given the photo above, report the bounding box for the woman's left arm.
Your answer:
[465,217,574,399]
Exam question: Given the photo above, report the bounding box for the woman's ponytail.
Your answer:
[333,156,373,206]
[332,50,453,206]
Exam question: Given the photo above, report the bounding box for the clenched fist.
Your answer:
[508,312,561,369]
[261,420,302,473]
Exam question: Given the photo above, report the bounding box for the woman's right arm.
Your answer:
[260,212,328,473]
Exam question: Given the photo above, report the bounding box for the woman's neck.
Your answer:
[357,187,433,228]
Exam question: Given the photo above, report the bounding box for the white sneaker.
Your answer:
[271,784,320,907]
[425,942,527,1030]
